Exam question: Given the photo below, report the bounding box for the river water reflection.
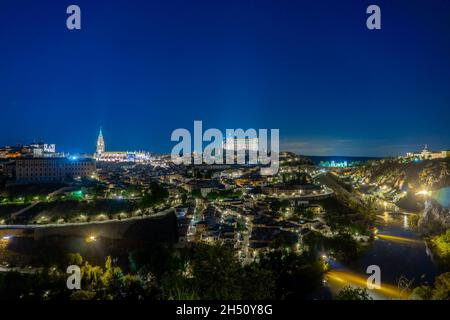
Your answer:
[320,213,441,299]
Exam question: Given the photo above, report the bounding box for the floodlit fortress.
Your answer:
[405,145,450,160]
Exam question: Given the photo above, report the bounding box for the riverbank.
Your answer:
[321,213,442,299]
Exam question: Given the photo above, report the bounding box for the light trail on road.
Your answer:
[326,270,410,300]
[376,234,423,245]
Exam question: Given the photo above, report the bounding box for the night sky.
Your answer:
[0,0,449,156]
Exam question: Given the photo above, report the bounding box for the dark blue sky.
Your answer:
[1,0,449,156]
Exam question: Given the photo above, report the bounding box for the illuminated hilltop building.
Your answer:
[94,128,151,163]
[406,145,450,160]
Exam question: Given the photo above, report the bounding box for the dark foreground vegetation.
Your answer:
[0,243,326,300]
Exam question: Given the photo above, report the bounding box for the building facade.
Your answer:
[406,145,450,160]
[94,128,152,163]
[0,142,59,159]
[14,157,95,183]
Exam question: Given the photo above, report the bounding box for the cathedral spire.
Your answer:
[96,127,105,154]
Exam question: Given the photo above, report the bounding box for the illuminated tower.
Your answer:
[96,128,105,154]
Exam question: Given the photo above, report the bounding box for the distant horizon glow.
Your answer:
[0,129,444,158]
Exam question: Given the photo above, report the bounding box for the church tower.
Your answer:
[96,128,105,154]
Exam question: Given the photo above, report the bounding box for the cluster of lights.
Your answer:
[416,190,431,196]
[1,235,12,241]
[98,214,107,219]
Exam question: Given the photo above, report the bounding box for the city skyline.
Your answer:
[1,126,448,158]
[1,1,450,306]
[1,0,450,156]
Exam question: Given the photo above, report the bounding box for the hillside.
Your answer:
[351,158,450,191]
[349,157,450,234]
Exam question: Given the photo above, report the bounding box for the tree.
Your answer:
[271,232,298,249]
[128,244,181,278]
[409,272,450,300]
[82,261,104,291]
[67,253,83,266]
[101,256,125,299]
[239,263,275,300]
[160,272,198,300]
[409,285,433,300]
[140,182,169,209]
[431,230,450,261]
[258,250,325,299]
[70,290,96,300]
[207,191,219,201]
[431,272,450,300]
[270,199,290,213]
[336,286,372,300]
[191,189,202,199]
[189,244,242,299]
[324,233,360,262]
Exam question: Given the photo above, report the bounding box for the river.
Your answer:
[319,212,441,300]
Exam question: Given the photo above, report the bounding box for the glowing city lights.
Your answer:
[86,235,97,243]
[416,190,431,196]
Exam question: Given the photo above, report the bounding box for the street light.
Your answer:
[86,235,97,243]
[1,235,12,247]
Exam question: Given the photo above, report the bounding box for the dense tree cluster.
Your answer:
[325,234,360,262]
[0,244,326,300]
[431,230,450,264]
[336,286,372,300]
[140,182,169,209]
[206,189,243,201]
[409,272,450,300]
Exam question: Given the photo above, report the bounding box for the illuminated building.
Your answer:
[406,145,450,160]
[96,128,105,154]
[0,142,59,158]
[96,151,152,163]
[318,160,359,168]
[13,157,95,183]
[94,128,152,163]
[0,146,21,158]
